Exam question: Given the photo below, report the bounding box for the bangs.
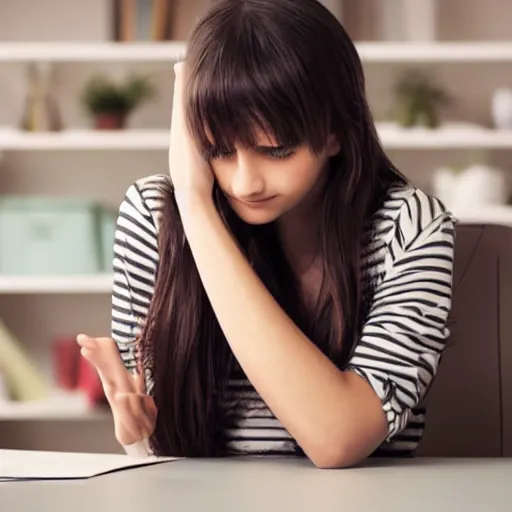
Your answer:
[185,13,331,155]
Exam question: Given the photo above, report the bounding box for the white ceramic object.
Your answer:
[432,167,457,209]
[433,164,508,212]
[453,164,508,209]
[492,88,512,130]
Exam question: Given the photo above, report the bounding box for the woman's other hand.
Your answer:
[76,334,157,447]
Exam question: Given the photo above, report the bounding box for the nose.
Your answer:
[231,154,266,200]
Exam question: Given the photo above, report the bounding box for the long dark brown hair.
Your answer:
[140,0,407,457]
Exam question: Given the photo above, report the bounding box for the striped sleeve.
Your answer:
[347,190,456,441]
[111,179,161,374]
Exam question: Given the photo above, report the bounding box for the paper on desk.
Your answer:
[0,449,178,480]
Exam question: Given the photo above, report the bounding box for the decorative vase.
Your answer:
[491,88,512,130]
[94,112,127,130]
[19,62,63,132]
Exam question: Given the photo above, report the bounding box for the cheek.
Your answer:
[278,157,326,194]
[209,161,230,186]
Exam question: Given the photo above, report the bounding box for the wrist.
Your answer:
[174,188,215,218]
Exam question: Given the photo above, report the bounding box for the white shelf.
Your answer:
[0,42,511,63]
[0,128,169,150]
[454,205,512,227]
[1,123,511,151]
[0,41,187,62]
[0,392,111,421]
[356,42,512,62]
[378,122,512,149]
[0,274,113,294]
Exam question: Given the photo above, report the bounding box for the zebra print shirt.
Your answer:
[111,174,456,457]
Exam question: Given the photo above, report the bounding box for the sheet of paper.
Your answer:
[0,449,178,480]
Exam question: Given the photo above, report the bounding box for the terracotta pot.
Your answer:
[94,112,127,130]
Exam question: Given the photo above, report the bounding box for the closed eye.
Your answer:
[256,146,296,159]
[202,146,236,161]
[202,145,296,161]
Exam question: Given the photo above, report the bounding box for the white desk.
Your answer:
[1,456,511,511]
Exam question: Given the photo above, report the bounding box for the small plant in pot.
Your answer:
[393,68,451,129]
[81,73,155,129]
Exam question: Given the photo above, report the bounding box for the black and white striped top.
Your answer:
[111,174,456,457]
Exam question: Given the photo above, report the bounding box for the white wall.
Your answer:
[0,0,111,41]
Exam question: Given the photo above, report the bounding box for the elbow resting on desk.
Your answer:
[297,371,390,470]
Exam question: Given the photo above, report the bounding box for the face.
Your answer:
[206,132,340,225]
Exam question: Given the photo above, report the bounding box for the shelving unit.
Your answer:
[0,274,113,294]
[377,123,512,150]
[0,128,170,151]
[0,391,110,421]
[1,41,512,63]
[453,205,512,227]
[1,123,511,151]
[356,42,512,63]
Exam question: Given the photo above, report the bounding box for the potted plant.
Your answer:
[393,68,450,128]
[81,73,155,129]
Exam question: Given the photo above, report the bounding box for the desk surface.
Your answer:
[2,456,512,512]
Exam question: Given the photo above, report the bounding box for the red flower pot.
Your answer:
[94,112,127,130]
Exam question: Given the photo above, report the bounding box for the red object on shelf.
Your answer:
[77,355,107,406]
[52,337,81,390]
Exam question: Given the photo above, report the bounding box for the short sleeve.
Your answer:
[111,178,161,375]
[347,192,456,441]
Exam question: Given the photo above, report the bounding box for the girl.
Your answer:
[77,0,455,468]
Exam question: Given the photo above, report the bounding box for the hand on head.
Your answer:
[169,60,215,203]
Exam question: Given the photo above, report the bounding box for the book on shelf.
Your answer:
[0,318,47,402]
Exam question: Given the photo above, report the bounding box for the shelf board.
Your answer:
[0,274,113,294]
[0,392,111,421]
[1,123,511,151]
[357,42,512,62]
[0,42,511,63]
[378,122,512,149]
[0,207,511,296]
[454,205,512,227]
[0,41,187,62]
[0,129,169,150]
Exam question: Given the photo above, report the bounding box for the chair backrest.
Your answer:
[417,224,512,457]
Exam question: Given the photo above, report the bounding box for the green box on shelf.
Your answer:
[100,209,117,274]
[0,196,110,276]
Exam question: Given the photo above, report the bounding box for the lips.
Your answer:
[242,197,275,204]
[227,194,276,205]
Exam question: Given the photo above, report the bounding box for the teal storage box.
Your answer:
[99,209,117,274]
[0,197,105,276]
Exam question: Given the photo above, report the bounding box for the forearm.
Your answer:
[179,195,386,467]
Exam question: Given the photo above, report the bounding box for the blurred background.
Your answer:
[0,0,511,454]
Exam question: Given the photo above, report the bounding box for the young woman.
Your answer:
[77,0,455,469]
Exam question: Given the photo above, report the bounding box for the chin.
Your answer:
[230,205,281,225]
